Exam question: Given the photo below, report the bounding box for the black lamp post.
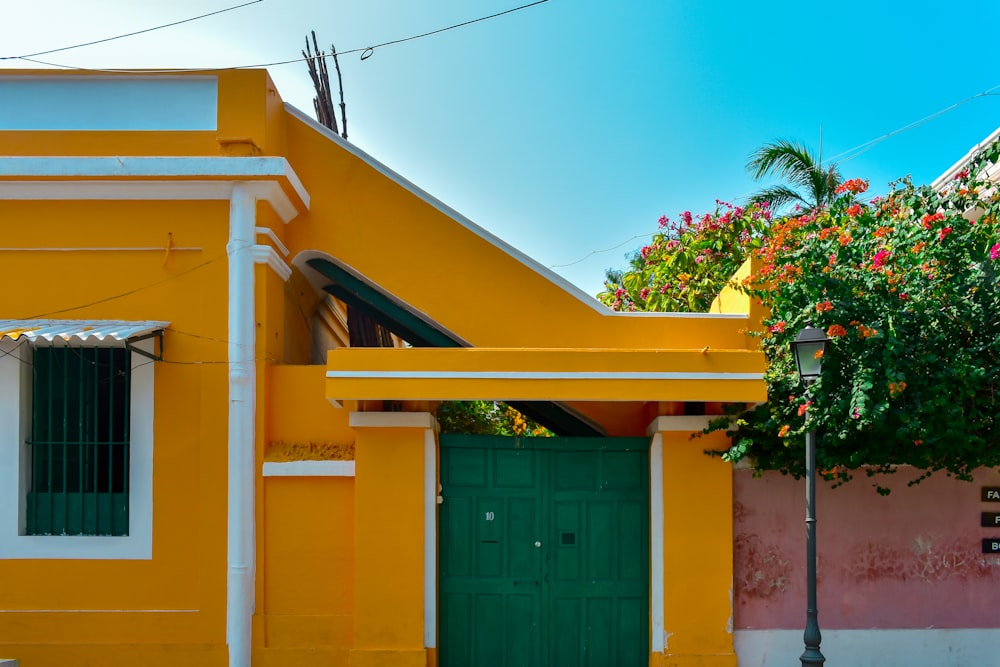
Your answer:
[791,325,830,666]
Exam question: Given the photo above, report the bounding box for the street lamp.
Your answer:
[791,325,830,666]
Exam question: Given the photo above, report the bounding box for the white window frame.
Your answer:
[0,337,154,559]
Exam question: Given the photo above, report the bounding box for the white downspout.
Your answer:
[227,183,256,667]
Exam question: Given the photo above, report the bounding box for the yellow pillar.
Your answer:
[349,412,433,667]
[649,416,736,667]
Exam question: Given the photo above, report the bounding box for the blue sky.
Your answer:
[4,0,999,297]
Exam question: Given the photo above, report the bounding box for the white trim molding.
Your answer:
[0,338,155,560]
[0,156,310,223]
[735,628,1000,666]
[649,433,665,653]
[348,412,438,430]
[331,370,762,382]
[262,461,355,477]
[423,428,437,649]
[646,415,715,435]
[253,245,292,281]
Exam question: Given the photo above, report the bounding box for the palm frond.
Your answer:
[747,140,818,184]
[747,185,806,210]
[747,138,844,210]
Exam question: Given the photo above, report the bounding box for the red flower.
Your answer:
[769,321,786,333]
[816,300,833,312]
[846,204,862,217]
[939,226,953,241]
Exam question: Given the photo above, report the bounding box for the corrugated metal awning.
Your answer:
[0,319,169,360]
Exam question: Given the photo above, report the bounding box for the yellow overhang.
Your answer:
[326,347,766,404]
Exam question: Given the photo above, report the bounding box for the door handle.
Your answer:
[512,579,538,587]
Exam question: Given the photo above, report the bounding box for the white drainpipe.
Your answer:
[226,183,256,667]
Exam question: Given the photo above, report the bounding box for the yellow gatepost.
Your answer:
[348,412,434,667]
[649,417,738,667]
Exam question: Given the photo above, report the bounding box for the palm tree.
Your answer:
[746,139,842,212]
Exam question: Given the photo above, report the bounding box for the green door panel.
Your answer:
[439,436,649,667]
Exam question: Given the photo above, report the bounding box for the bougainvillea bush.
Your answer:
[601,142,1000,489]
[721,142,1000,487]
[598,201,772,312]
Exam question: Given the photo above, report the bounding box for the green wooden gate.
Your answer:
[439,435,649,667]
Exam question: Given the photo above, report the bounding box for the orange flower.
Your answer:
[816,300,833,312]
[857,324,878,339]
[778,425,791,438]
[827,324,847,338]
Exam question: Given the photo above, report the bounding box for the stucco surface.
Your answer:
[734,467,1000,629]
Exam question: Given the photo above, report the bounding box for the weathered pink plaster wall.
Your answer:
[733,467,1000,629]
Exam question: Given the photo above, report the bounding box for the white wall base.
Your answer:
[735,628,1000,666]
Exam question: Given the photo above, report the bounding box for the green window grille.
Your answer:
[26,347,130,536]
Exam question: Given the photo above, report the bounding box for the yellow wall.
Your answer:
[280,109,754,353]
[0,199,233,664]
[0,68,755,667]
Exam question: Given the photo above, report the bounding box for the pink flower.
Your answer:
[639,287,650,300]
[990,243,1000,260]
[658,215,668,228]
[769,321,786,333]
[871,249,890,270]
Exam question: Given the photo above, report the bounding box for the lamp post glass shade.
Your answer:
[792,326,830,383]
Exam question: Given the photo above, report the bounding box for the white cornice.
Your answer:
[0,156,310,223]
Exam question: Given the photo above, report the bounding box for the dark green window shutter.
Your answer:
[26,347,130,536]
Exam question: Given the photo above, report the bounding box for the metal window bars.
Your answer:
[26,346,130,536]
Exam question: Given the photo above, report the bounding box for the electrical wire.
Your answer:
[1,0,265,61]
[823,84,1000,167]
[548,229,661,269]
[13,0,551,72]
[20,253,229,320]
[553,83,1000,269]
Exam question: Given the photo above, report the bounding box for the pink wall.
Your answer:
[733,467,1000,629]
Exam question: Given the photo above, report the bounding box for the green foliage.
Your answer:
[598,201,772,312]
[600,139,1000,488]
[436,401,553,437]
[720,142,1000,482]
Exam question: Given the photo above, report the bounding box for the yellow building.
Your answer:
[0,69,764,667]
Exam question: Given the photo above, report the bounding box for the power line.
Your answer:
[1,0,265,61]
[824,84,1000,167]
[549,229,661,269]
[13,0,551,72]
[20,253,229,320]
[554,82,1000,269]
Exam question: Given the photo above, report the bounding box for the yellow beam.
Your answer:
[327,347,766,404]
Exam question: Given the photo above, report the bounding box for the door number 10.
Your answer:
[484,511,495,521]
